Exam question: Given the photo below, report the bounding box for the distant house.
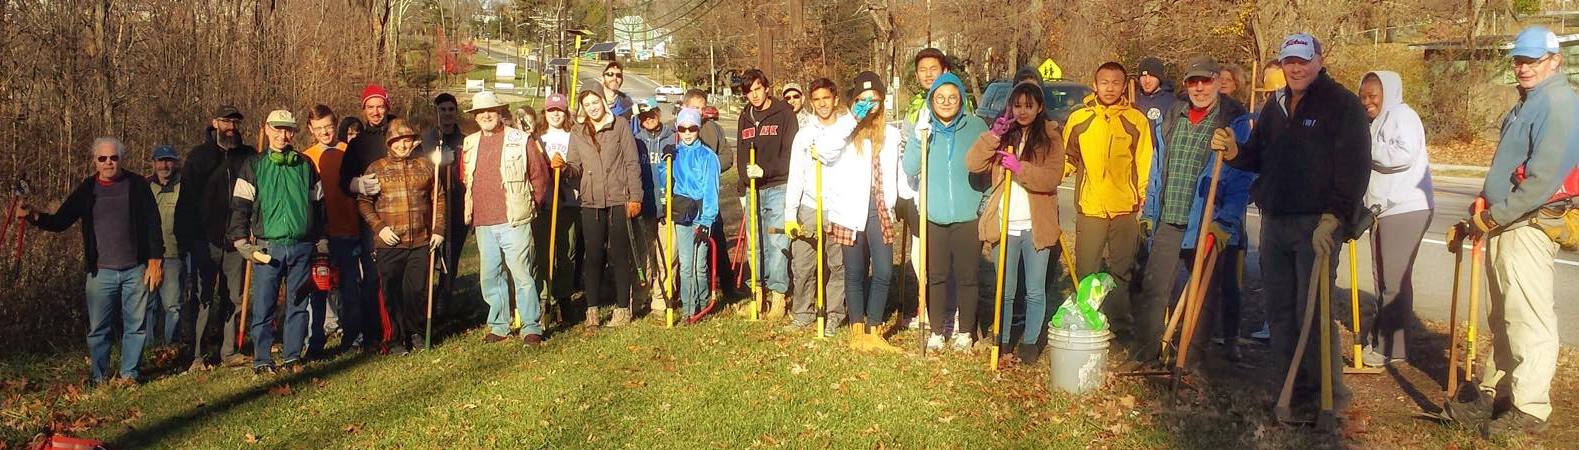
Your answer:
[1409,32,1579,84]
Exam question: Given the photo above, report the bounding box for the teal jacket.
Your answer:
[903,72,989,225]
[1483,75,1579,224]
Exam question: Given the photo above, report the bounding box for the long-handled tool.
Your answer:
[1444,228,1468,404]
[814,147,827,339]
[990,146,1015,370]
[1446,199,1488,407]
[425,159,440,349]
[1316,248,1339,430]
[2,180,30,280]
[1160,154,1225,361]
[1170,235,1221,392]
[916,131,932,355]
[1346,237,1383,374]
[746,144,762,321]
[687,233,721,324]
[237,238,255,351]
[665,154,677,328]
[546,166,563,326]
[1462,235,1486,386]
[1275,250,1330,424]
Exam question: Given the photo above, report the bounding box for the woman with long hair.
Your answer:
[535,94,581,314]
[835,72,905,351]
[966,82,1066,364]
[555,90,642,328]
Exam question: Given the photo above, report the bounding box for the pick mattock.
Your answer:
[665,151,677,328]
[236,235,256,350]
[1171,234,1221,393]
[989,146,1015,370]
[546,165,563,327]
[746,144,763,321]
[1160,153,1226,363]
[1317,245,1339,431]
[814,145,828,340]
[1446,198,1488,409]
[916,131,932,356]
[1275,249,1330,424]
[425,156,441,349]
[1346,236,1383,375]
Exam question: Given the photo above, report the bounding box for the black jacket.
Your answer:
[340,114,397,196]
[1226,71,1371,226]
[30,172,164,275]
[174,127,256,251]
[735,99,798,191]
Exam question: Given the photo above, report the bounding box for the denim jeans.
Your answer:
[476,222,542,336]
[314,236,365,354]
[843,210,894,328]
[751,184,789,294]
[250,241,313,368]
[147,257,184,346]
[675,224,710,316]
[85,265,149,381]
[996,233,1051,346]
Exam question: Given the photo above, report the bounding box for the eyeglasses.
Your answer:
[1514,55,1553,68]
[96,155,120,163]
[784,94,802,101]
[604,72,624,78]
[677,126,701,133]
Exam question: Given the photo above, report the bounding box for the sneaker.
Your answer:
[410,334,425,351]
[1481,409,1549,439]
[1015,344,1043,364]
[1446,390,1495,424]
[1361,346,1388,368]
[823,325,840,339]
[280,360,305,375]
[221,355,251,368]
[1250,322,1271,340]
[607,308,632,327]
[905,316,920,330]
[951,334,973,352]
[253,365,277,376]
[522,334,544,346]
[926,334,946,352]
[781,321,811,332]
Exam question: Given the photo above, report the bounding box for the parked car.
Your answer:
[656,85,684,96]
[975,80,1092,124]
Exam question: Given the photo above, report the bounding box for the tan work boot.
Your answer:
[734,291,762,318]
[606,307,632,327]
[849,323,868,350]
[583,307,601,328]
[764,292,788,321]
[863,327,902,353]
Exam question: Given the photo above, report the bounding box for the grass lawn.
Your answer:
[3,185,1577,448]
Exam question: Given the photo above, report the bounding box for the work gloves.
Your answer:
[1207,222,1231,253]
[430,234,444,251]
[551,154,566,170]
[1210,128,1238,161]
[662,145,677,160]
[1446,221,1469,254]
[784,220,804,239]
[379,227,400,246]
[1311,213,1341,257]
[233,239,272,264]
[852,98,878,120]
[350,174,381,195]
[989,113,1015,139]
[996,151,1022,175]
[745,163,764,179]
[315,239,329,255]
[1138,217,1154,237]
[626,202,642,219]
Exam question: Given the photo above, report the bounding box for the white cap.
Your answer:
[1277,33,1322,62]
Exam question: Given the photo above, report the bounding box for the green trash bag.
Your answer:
[1050,272,1114,331]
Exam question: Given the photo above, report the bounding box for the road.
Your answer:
[1051,175,1579,345]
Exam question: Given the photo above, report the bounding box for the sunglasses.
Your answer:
[96,155,120,163]
[604,72,624,78]
[784,94,802,101]
[677,126,701,133]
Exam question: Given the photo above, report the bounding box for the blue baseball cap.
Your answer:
[1511,26,1560,59]
[152,145,179,161]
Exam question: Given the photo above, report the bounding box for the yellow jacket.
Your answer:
[1062,94,1154,218]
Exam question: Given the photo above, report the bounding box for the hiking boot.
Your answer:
[1446,390,1495,424]
[764,292,788,321]
[606,308,632,327]
[252,365,277,376]
[523,334,544,347]
[951,333,973,352]
[483,333,509,343]
[1015,344,1043,364]
[926,333,946,352]
[221,355,251,368]
[782,321,811,332]
[1481,409,1549,440]
[863,332,902,353]
[280,360,305,375]
[583,307,601,328]
[849,323,868,349]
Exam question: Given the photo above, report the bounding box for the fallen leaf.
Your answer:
[462,403,478,410]
[245,433,259,444]
[268,385,294,396]
[1118,395,1136,409]
[938,415,955,424]
[790,363,807,375]
[343,424,361,434]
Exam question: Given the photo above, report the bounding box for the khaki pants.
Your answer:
[1479,225,1559,421]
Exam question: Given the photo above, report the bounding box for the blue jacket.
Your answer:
[1483,75,1579,224]
[655,138,721,228]
[902,72,989,225]
[1143,96,1254,248]
[635,125,676,218]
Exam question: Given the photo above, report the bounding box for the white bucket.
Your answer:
[1047,328,1113,395]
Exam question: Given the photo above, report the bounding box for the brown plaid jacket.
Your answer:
[358,155,448,248]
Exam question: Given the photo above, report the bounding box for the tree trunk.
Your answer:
[93,0,114,135]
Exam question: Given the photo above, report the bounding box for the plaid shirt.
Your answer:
[357,156,447,248]
[832,147,896,246]
[1160,105,1218,225]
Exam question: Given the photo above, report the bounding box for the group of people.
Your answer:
[16,26,1573,440]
